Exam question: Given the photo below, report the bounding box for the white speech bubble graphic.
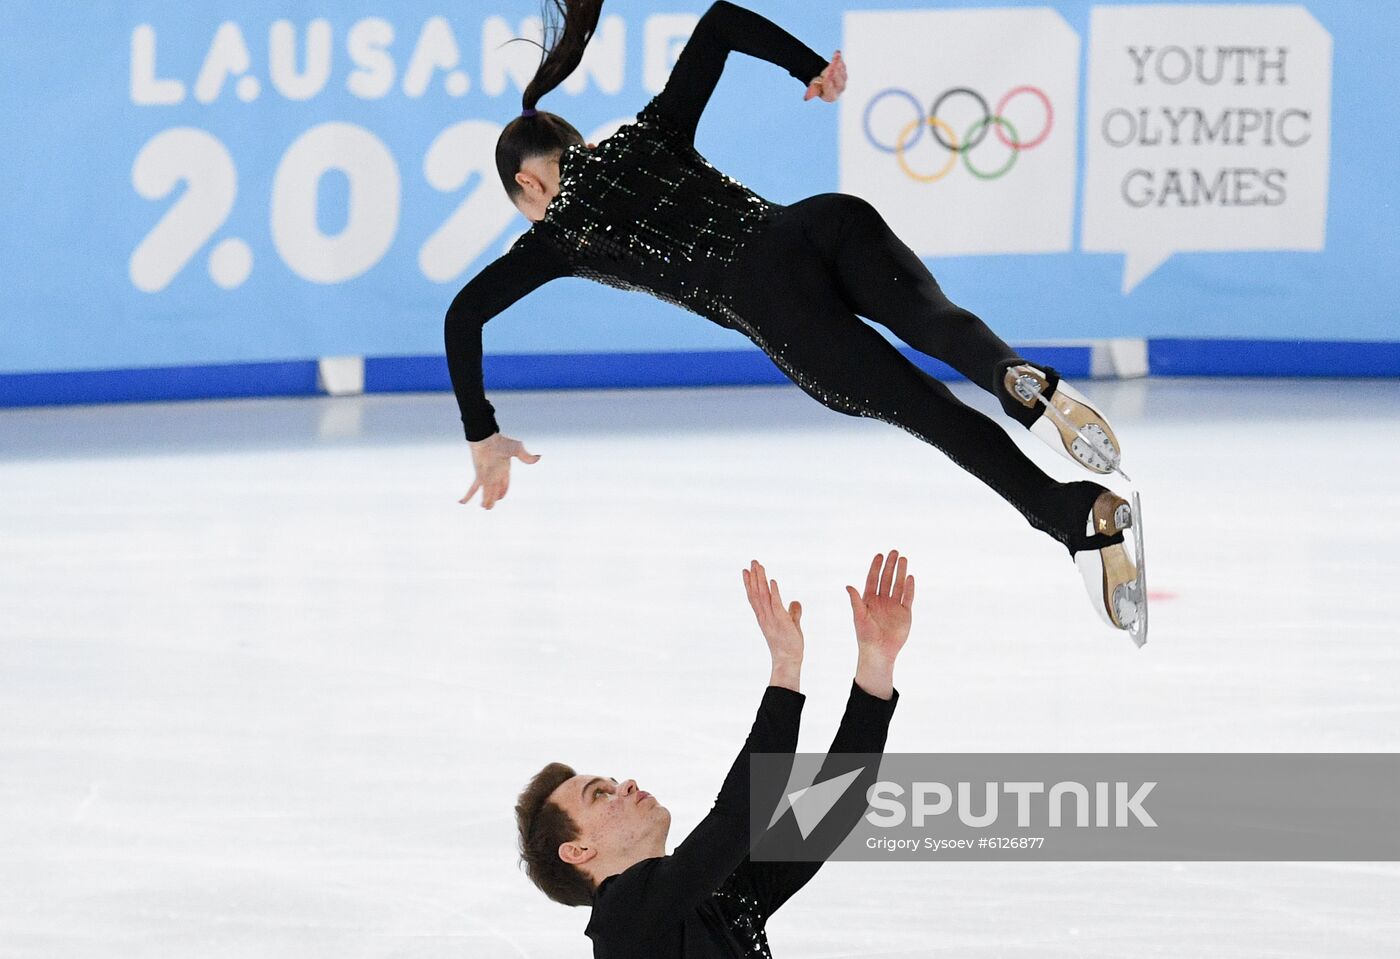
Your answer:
[1083,5,1333,294]
[840,8,1080,257]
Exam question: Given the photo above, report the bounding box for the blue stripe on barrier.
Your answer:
[365,350,788,393]
[9,340,1400,410]
[365,344,1093,394]
[1149,339,1400,377]
[0,361,320,407]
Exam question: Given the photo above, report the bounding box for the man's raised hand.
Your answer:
[846,550,915,664]
[743,560,804,690]
[460,433,541,509]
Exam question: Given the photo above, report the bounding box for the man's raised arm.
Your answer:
[746,550,914,917]
[590,560,806,936]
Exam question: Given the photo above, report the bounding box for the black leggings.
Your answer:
[724,193,1106,552]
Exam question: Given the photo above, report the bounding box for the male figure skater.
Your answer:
[513,550,913,956]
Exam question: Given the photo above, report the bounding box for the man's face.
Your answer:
[550,774,671,862]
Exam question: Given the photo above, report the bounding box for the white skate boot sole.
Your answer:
[1008,369,1129,481]
[1075,491,1148,647]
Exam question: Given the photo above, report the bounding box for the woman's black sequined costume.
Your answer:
[443,0,1109,552]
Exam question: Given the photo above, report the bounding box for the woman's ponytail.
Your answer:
[522,0,605,111]
[495,0,602,201]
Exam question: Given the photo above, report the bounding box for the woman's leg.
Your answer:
[720,244,1111,552]
[787,193,1050,429]
[787,193,1130,478]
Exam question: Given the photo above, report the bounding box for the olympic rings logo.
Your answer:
[861,86,1055,182]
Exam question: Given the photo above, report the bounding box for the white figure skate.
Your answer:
[1005,365,1130,482]
[1075,490,1148,647]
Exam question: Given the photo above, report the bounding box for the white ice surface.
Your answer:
[2,379,1398,958]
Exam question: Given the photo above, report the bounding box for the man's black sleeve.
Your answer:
[745,680,899,917]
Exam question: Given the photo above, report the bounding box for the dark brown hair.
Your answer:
[495,0,603,200]
[515,761,595,906]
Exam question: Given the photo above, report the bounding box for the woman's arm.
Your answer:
[443,230,568,442]
[646,1,830,142]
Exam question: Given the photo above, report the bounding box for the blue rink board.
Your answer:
[0,345,1089,408]
[4,340,1399,410]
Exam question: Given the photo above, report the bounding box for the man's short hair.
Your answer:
[515,762,595,907]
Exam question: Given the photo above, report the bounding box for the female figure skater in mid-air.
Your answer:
[444,0,1145,636]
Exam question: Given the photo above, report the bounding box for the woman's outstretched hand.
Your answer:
[743,560,804,691]
[460,433,541,509]
[804,50,846,102]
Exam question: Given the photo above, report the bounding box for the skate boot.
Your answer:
[1074,489,1148,646]
[1004,364,1127,480]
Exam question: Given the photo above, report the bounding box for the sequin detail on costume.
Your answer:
[713,876,773,958]
[538,101,777,327]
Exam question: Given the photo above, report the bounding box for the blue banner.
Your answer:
[1,1,1396,383]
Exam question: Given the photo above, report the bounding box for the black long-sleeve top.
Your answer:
[443,2,829,441]
[584,682,899,958]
